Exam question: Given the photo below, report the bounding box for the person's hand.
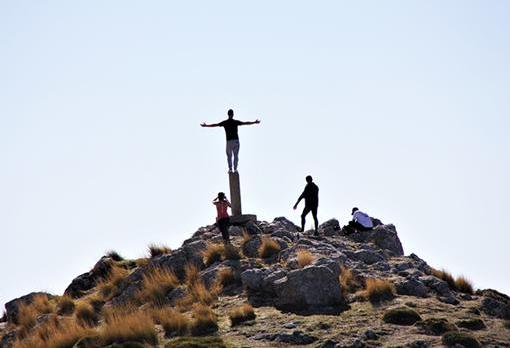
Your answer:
[200,122,207,127]
[255,119,261,124]
[293,204,297,210]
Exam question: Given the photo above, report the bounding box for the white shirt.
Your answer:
[353,210,374,229]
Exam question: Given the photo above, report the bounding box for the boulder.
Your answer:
[64,256,114,298]
[273,265,346,314]
[319,219,341,236]
[349,224,404,256]
[4,292,54,324]
[395,278,429,298]
[241,236,261,258]
[150,240,207,280]
[479,289,510,319]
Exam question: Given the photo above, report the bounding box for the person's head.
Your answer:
[351,207,359,215]
[227,109,234,119]
[306,175,313,183]
[217,192,227,201]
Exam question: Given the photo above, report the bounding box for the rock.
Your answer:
[420,276,454,298]
[274,331,317,345]
[4,292,54,324]
[271,229,296,241]
[272,217,299,232]
[350,249,385,265]
[319,340,338,348]
[348,224,404,256]
[362,329,378,340]
[241,268,268,292]
[479,289,510,319]
[64,256,113,298]
[150,240,207,280]
[0,330,16,348]
[166,287,186,305]
[273,266,346,314]
[407,341,430,348]
[283,322,298,329]
[319,219,341,236]
[241,236,261,258]
[395,278,429,298]
[314,258,341,277]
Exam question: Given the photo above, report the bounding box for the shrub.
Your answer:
[100,310,158,346]
[217,267,236,288]
[56,296,75,316]
[105,250,125,261]
[165,337,227,348]
[203,243,225,266]
[75,302,99,327]
[229,304,256,326]
[456,318,486,330]
[151,307,190,337]
[455,276,474,294]
[258,237,281,259]
[340,266,362,293]
[96,265,129,300]
[148,243,172,258]
[432,268,457,290]
[296,249,315,268]
[138,267,179,306]
[189,281,216,306]
[383,307,422,325]
[441,331,481,348]
[223,244,241,260]
[417,318,457,335]
[364,278,395,304]
[184,263,201,287]
[190,304,218,336]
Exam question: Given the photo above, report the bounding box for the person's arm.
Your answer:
[293,190,305,210]
[239,119,261,126]
[201,122,221,127]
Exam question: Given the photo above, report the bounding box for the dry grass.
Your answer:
[296,249,315,268]
[455,276,474,294]
[96,265,129,301]
[135,257,150,267]
[100,309,158,345]
[203,243,225,266]
[148,243,172,258]
[364,278,395,304]
[229,303,256,326]
[432,268,457,290]
[151,307,190,337]
[138,266,180,306]
[223,244,241,260]
[184,263,201,287]
[75,302,99,327]
[105,249,124,261]
[189,281,216,306]
[217,267,236,288]
[190,304,218,336]
[16,294,54,336]
[56,296,75,316]
[258,237,281,259]
[340,266,362,293]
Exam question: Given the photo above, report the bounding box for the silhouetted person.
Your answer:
[293,175,319,235]
[343,207,374,234]
[213,192,231,243]
[201,109,261,172]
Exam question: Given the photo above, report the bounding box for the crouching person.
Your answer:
[343,207,374,235]
[213,192,231,243]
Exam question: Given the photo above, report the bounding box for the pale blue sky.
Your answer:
[1,1,509,308]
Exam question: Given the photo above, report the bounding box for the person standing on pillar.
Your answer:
[213,192,231,243]
[201,109,261,172]
[293,175,320,235]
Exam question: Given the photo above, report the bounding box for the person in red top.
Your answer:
[213,192,231,243]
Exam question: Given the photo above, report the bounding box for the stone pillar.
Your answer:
[229,171,242,216]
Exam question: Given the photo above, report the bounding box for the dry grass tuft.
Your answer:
[296,249,315,268]
[184,263,201,287]
[148,243,172,258]
[229,303,256,326]
[217,267,236,288]
[138,267,179,306]
[100,309,157,345]
[455,276,474,294]
[258,237,281,259]
[364,278,395,304]
[189,281,216,306]
[190,304,218,336]
[432,268,457,290]
[151,307,190,337]
[223,244,241,260]
[56,296,75,316]
[340,266,362,293]
[16,294,54,336]
[75,302,99,327]
[96,265,129,301]
[203,243,225,266]
[105,249,124,261]
[135,257,150,267]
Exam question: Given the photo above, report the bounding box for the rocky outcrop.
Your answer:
[64,256,114,298]
[4,292,54,324]
[348,224,404,256]
[479,289,510,319]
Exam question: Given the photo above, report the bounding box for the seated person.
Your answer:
[343,207,374,234]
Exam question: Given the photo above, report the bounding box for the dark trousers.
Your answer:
[344,220,372,234]
[217,217,231,242]
[301,205,318,231]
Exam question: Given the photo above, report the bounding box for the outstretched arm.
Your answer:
[201,122,221,127]
[239,119,261,126]
[293,192,305,210]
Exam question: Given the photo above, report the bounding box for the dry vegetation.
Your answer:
[138,266,180,306]
[432,268,475,294]
[96,265,129,301]
[296,249,315,268]
[105,249,124,261]
[184,263,200,287]
[229,304,256,326]
[258,237,281,258]
[148,243,172,258]
[217,267,236,288]
[56,296,75,316]
[223,243,241,260]
[340,266,363,294]
[364,278,395,304]
[203,243,225,266]
[75,302,99,327]
[432,268,457,289]
[455,276,474,294]
[16,294,54,337]
[151,307,190,337]
[190,304,218,336]
[100,309,158,346]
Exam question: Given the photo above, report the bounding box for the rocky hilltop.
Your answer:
[1,217,509,347]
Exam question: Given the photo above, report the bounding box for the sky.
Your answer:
[1,1,509,309]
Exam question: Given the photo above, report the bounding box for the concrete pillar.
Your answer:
[229,171,242,216]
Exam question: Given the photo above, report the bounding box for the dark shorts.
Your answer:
[302,206,318,217]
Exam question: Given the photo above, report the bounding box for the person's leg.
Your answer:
[226,141,233,171]
[218,218,230,243]
[301,206,311,231]
[233,140,240,171]
[312,207,319,233]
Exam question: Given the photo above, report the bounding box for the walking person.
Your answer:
[293,175,320,235]
[213,192,231,243]
[201,109,261,172]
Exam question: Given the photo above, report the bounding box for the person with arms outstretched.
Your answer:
[201,109,261,172]
[213,192,231,243]
[293,175,319,235]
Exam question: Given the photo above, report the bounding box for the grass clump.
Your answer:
[223,243,241,260]
[364,278,395,304]
[184,263,201,287]
[296,249,315,268]
[96,265,129,300]
[441,331,481,348]
[417,318,457,335]
[432,268,457,290]
[340,266,362,293]
[455,276,474,294]
[258,237,281,259]
[138,267,179,306]
[100,310,158,346]
[75,302,99,327]
[105,250,125,261]
[203,243,225,266]
[16,294,54,336]
[456,318,486,330]
[148,243,172,258]
[165,336,227,348]
[189,281,216,306]
[229,303,256,326]
[56,296,75,316]
[217,267,236,288]
[383,307,422,325]
[190,304,218,336]
[151,307,190,337]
